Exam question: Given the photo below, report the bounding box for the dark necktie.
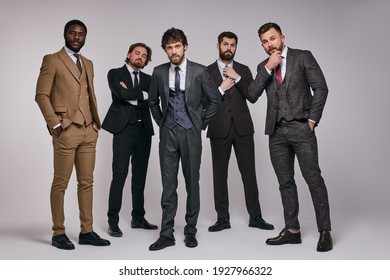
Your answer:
[175,66,181,93]
[73,53,82,73]
[133,71,139,87]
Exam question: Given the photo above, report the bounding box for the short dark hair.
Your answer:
[217,31,238,44]
[161,27,188,49]
[258,22,282,37]
[125,42,152,67]
[64,19,87,35]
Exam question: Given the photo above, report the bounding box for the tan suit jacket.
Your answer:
[35,47,101,132]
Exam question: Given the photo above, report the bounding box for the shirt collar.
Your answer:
[64,46,80,56]
[217,59,233,70]
[125,63,141,74]
[282,46,288,58]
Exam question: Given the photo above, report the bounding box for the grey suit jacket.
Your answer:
[149,59,221,130]
[248,48,328,135]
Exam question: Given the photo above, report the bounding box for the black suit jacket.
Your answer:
[149,60,221,130]
[248,48,328,135]
[102,65,154,136]
[206,60,256,139]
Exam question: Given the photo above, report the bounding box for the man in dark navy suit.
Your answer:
[102,43,157,237]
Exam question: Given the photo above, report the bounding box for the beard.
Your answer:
[131,58,145,69]
[169,53,184,65]
[267,43,284,56]
[219,50,235,61]
[65,38,84,53]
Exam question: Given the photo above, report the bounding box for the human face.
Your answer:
[127,46,148,70]
[260,27,285,55]
[64,24,86,53]
[218,37,237,62]
[165,41,186,65]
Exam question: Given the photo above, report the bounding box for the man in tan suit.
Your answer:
[35,19,110,250]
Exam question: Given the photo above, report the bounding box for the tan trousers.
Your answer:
[50,123,98,236]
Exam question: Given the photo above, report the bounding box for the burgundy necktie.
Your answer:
[275,64,282,84]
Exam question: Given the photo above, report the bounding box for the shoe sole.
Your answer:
[108,232,123,237]
[208,225,231,232]
[52,242,75,250]
[249,224,275,230]
[79,240,111,246]
[149,242,175,251]
[266,239,302,245]
[317,246,333,252]
[131,225,158,230]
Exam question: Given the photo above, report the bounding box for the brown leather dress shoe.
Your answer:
[266,228,302,245]
[317,231,333,252]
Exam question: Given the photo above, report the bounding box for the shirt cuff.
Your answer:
[265,65,272,75]
[142,91,149,100]
[218,86,225,96]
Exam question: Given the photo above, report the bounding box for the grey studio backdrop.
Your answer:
[0,0,389,260]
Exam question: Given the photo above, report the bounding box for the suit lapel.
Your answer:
[185,60,193,101]
[121,65,134,88]
[58,48,81,82]
[163,63,170,101]
[209,62,223,87]
[284,48,296,90]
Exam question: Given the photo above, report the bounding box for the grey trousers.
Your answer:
[158,125,202,239]
[269,119,331,232]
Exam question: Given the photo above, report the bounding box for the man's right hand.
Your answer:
[52,126,63,137]
[266,50,283,70]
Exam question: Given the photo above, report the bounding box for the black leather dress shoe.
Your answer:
[208,218,231,232]
[266,228,302,245]
[317,231,333,252]
[79,231,111,246]
[184,234,198,248]
[149,236,175,251]
[108,224,123,237]
[249,216,274,230]
[52,234,75,250]
[131,217,158,230]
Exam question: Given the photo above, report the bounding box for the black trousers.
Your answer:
[107,122,151,226]
[210,121,262,220]
[269,119,331,231]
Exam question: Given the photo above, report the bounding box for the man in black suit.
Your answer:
[206,31,274,232]
[148,28,221,250]
[248,22,332,252]
[102,43,157,237]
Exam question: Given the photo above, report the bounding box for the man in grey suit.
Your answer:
[206,31,273,232]
[248,22,333,252]
[148,27,221,251]
[102,43,157,238]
